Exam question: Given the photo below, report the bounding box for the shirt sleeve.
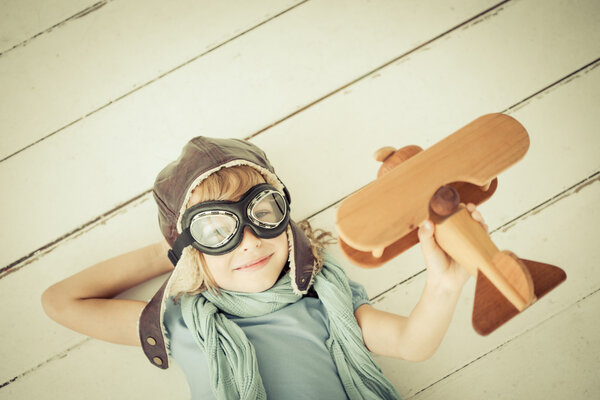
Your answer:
[348,279,371,311]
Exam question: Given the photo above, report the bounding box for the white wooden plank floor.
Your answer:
[0,0,503,268]
[1,0,598,399]
[0,0,96,54]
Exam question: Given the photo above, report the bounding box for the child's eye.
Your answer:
[255,210,273,219]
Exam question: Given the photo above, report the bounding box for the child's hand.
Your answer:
[417,203,488,292]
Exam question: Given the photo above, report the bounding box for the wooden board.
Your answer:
[2,0,599,270]
[412,290,600,400]
[0,0,496,160]
[0,0,95,54]
[0,196,164,383]
[2,339,189,399]
[0,0,304,160]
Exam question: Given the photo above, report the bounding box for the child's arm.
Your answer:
[41,241,174,346]
[355,203,486,361]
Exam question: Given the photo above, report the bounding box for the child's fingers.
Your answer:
[465,203,488,232]
[418,220,439,252]
[418,219,434,240]
[418,220,441,257]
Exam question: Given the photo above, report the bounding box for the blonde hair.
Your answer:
[169,165,335,297]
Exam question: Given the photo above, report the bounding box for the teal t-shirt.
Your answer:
[163,278,371,400]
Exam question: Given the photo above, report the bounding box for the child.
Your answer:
[42,136,487,399]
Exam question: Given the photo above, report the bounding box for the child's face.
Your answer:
[202,227,289,293]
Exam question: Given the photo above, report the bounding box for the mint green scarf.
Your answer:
[180,254,400,399]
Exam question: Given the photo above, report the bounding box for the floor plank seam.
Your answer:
[504,57,600,114]
[574,286,600,305]
[286,57,599,227]
[3,159,595,288]
[0,1,112,58]
[0,338,91,390]
[7,289,597,393]
[0,0,310,164]
[494,172,599,234]
[407,288,600,399]
[0,190,152,279]
[370,269,427,304]
[244,0,511,141]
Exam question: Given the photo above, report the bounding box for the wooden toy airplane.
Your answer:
[336,113,566,335]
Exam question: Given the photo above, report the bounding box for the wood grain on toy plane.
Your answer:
[339,180,499,268]
[336,113,529,254]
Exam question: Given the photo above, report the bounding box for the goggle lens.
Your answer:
[248,191,287,227]
[189,212,238,248]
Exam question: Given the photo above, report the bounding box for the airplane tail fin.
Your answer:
[472,253,566,335]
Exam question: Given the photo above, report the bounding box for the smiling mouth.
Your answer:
[234,254,273,271]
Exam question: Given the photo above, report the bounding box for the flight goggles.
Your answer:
[168,183,290,265]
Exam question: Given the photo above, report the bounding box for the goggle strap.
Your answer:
[283,186,291,204]
[168,228,195,266]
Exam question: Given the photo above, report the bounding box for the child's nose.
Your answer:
[240,227,262,251]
